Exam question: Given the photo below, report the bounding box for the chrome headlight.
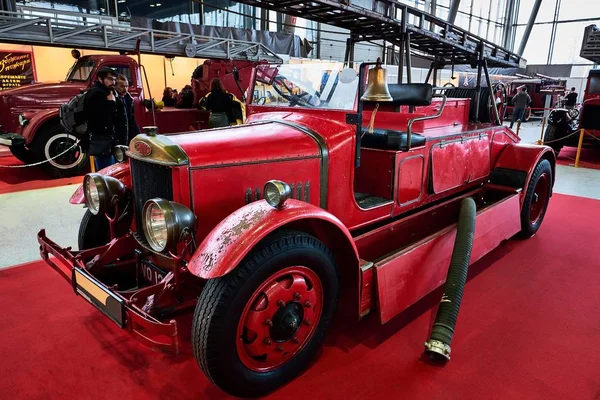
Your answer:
[113,145,129,163]
[83,173,127,216]
[142,198,195,253]
[18,114,29,127]
[264,180,292,208]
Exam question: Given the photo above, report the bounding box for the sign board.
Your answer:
[0,51,36,91]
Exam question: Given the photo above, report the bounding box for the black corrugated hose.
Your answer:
[424,196,476,362]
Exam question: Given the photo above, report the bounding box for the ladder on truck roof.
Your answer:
[580,25,600,64]
[232,0,525,69]
[0,7,282,63]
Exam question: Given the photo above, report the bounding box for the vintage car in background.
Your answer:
[37,56,555,396]
[504,77,566,121]
[0,52,263,177]
[544,25,600,155]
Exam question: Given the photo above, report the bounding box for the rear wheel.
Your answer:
[31,123,89,178]
[192,230,339,397]
[520,159,552,238]
[543,124,564,156]
[78,210,110,250]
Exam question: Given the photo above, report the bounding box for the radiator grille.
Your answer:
[581,105,600,131]
[130,158,173,241]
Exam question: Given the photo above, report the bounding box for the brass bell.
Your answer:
[360,58,393,102]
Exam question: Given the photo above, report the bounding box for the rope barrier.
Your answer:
[0,141,80,168]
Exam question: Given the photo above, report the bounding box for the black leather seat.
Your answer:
[361,128,426,151]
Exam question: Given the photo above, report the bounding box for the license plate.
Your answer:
[139,260,167,285]
[73,268,125,328]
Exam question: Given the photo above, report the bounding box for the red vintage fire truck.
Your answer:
[544,24,600,155]
[0,52,264,177]
[36,2,555,397]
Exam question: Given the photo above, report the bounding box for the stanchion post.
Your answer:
[90,156,96,173]
[516,119,521,137]
[574,129,585,168]
[537,117,546,145]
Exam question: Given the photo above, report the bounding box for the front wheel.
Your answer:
[520,159,552,238]
[192,230,339,397]
[9,145,35,164]
[31,124,89,178]
[78,210,110,250]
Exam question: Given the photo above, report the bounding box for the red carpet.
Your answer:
[0,193,599,399]
[556,147,600,170]
[0,155,83,195]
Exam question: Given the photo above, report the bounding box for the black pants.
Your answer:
[510,107,525,128]
[209,112,230,128]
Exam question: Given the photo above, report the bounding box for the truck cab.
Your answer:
[0,53,262,178]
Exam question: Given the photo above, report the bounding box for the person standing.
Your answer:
[510,86,531,129]
[115,74,140,145]
[84,66,118,170]
[564,87,578,109]
[200,78,236,128]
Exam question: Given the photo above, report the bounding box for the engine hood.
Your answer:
[128,115,322,169]
[0,81,86,110]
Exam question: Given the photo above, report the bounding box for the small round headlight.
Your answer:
[264,180,292,208]
[18,114,29,127]
[113,145,129,163]
[83,173,127,216]
[142,198,195,253]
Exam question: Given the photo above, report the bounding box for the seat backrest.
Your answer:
[387,83,433,106]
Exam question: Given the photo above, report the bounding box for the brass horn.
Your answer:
[360,58,393,102]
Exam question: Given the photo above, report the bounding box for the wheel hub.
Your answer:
[236,266,323,372]
[271,302,303,342]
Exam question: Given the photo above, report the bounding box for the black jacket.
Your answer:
[115,92,140,145]
[204,90,235,122]
[84,81,117,139]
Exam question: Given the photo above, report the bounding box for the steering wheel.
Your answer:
[443,82,456,88]
[257,97,266,105]
[272,76,315,107]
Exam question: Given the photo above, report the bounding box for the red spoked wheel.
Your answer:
[529,172,550,226]
[237,266,323,372]
[520,159,553,237]
[192,230,339,398]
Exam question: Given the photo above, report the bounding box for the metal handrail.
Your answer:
[406,94,447,150]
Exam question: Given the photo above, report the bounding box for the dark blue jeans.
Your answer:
[510,107,525,128]
[94,155,116,171]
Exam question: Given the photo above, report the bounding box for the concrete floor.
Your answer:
[0,119,598,269]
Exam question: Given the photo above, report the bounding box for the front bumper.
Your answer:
[37,229,179,354]
[0,132,25,147]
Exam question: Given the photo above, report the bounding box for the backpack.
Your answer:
[59,91,87,135]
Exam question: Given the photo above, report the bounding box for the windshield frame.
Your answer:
[251,62,360,112]
[66,58,96,82]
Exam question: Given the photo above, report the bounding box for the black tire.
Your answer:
[543,124,564,156]
[31,123,89,179]
[78,210,110,250]
[520,159,552,238]
[9,145,35,164]
[192,230,340,397]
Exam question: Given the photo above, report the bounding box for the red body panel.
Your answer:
[188,199,358,279]
[375,191,521,323]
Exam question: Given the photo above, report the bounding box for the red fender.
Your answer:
[69,162,131,204]
[188,199,360,280]
[494,143,556,204]
[21,109,59,144]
